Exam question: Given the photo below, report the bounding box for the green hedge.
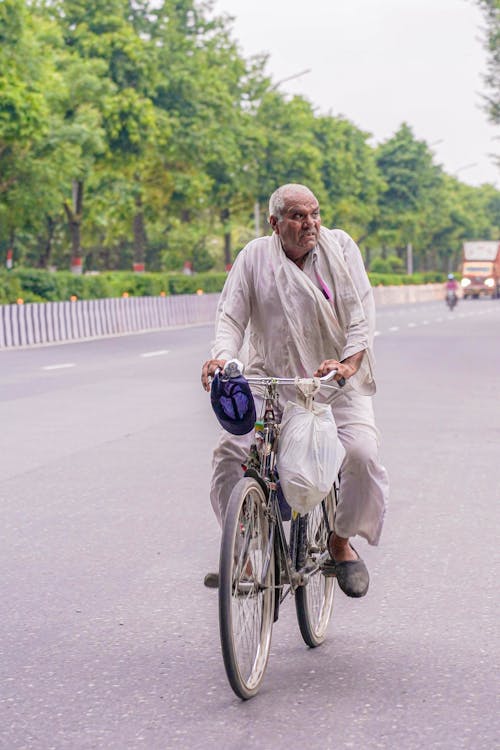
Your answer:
[0,269,229,304]
[0,268,445,304]
[368,271,445,286]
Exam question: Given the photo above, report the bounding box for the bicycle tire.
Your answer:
[219,477,275,700]
[294,491,336,647]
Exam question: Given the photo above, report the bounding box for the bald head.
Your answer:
[268,183,321,263]
[268,183,317,221]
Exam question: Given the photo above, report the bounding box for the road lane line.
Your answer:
[140,349,170,358]
[42,363,76,371]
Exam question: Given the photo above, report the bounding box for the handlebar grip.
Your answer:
[319,369,345,387]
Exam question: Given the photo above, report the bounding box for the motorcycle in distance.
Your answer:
[446,290,458,310]
[445,274,459,311]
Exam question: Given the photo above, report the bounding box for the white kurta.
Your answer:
[209,227,389,545]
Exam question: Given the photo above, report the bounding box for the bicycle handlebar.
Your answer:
[217,360,345,388]
[244,370,337,386]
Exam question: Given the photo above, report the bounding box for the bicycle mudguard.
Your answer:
[243,468,269,499]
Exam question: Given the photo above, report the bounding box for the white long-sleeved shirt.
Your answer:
[212,227,376,395]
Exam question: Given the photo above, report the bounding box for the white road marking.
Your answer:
[140,349,170,358]
[42,363,76,371]
[408,323,417,327]
[389,326,400,332]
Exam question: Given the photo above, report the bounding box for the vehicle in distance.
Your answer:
[461,241,500,299]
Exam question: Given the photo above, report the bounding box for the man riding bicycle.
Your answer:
[201,183,389,598]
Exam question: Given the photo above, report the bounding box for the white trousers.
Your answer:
[210,390,389,546]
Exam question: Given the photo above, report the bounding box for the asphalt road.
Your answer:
[0,298,499,750]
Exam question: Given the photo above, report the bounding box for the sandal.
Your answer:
[321,532,370,598]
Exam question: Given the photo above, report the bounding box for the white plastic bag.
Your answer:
[276,400,345,515]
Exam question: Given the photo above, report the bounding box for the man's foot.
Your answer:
[321,533,369,598]
[203,572,219,589]
[204,559,255,590]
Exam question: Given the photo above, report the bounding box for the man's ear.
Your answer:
[269,215,279,233]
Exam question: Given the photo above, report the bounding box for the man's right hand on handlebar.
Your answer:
[201,359,227,391]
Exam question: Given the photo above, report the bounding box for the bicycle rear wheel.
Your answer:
[219,477,275,700]
[294,490,336,647]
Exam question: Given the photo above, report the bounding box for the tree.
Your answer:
[252,92,325,235]
[0,0,65,264]
[2,2,499,274]
[312,115,384,255]
[150,0,267,268]
[477,0,500,124]
[374,123,444,268]
[35,0,168,272]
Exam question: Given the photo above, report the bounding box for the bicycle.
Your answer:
[216,366,341,700]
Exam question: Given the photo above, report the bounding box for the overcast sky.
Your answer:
[213,0,499,188]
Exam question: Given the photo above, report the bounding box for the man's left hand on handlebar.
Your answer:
[201,359,227,391]
[314,350,365,385]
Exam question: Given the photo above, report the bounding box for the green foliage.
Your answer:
[477,0,500,125]
[374,123,444,252]
[0,1,498,277]
[370,255,405,274]
[0,267,448,304]
[101,272,166,297]
[368,271,445,286]
[0,271,23,304]
[13,268,62,301]
[1,268,230,301]
[166,273,227,295]
[313,115,384,236]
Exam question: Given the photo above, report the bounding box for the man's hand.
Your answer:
[314,351,365,384]
[201,359,227,391]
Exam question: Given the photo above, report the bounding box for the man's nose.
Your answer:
[302,214,314,227]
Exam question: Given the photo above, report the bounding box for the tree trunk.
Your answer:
[253,201,261,238]
[220,207,231,269]
[63,180,84,274]
[133,194,147,272]
[37,215,56,269]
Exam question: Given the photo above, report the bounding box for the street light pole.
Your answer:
[269,68,312,91]
[406,242,413,275]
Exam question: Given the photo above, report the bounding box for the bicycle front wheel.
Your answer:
[294,491,336,647]
[219,477,275,700]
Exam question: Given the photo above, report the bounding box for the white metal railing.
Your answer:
[0,293,220,349]
[0,285,444,349]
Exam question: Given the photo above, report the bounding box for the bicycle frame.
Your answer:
[241,374,338,600]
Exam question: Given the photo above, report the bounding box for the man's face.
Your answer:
[270,190,321,261]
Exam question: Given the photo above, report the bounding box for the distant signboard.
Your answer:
[463,241,499,261]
